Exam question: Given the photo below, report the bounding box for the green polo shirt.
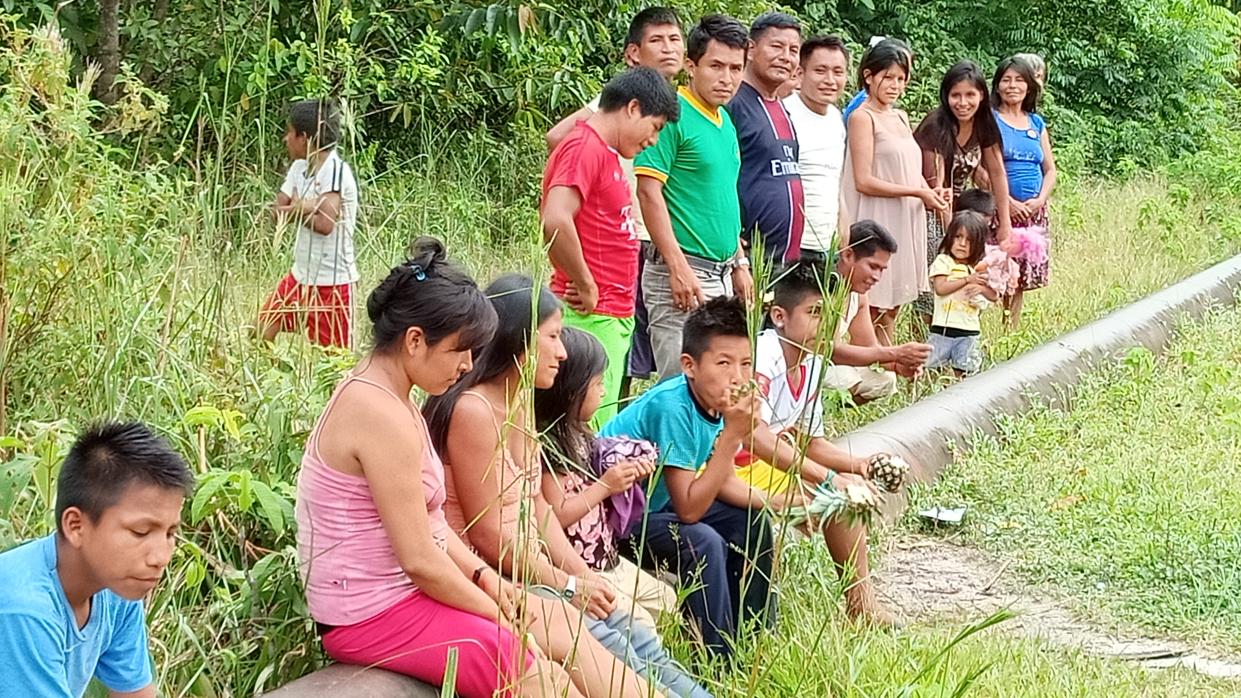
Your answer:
[634,87,742,262]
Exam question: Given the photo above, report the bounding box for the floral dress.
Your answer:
[915,138,982,316]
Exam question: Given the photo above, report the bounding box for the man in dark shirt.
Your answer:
[728,12,805,265]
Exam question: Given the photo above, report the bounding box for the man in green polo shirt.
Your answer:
[635,14,753,380]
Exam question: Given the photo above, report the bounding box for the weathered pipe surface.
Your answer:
[266,255,1241,695]
[261,662,439,697]
[833,252,1241,520]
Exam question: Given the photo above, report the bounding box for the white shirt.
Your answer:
[783,94,845,253]
[588,94,649,242]
[280,149,360,286]
[754,328,826,439]
[835,292,861,344]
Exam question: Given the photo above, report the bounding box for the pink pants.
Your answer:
[322,591,535,698]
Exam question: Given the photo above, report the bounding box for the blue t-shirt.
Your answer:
[0,535,152,697]
[842,90,868,126]
[997,110,1046,202]
[599,375,724,514]
[727,81,805,264]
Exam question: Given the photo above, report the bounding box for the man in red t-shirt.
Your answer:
[541,67,680,423]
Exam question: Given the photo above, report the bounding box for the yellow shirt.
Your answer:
[929,254,982,332]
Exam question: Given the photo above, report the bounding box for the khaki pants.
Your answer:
[598,556,677,628]
[823,365,898,402]
[642,254,734,381]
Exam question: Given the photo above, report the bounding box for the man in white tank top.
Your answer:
[825,222,931,404]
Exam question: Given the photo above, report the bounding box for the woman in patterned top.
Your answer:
[536,327,679,630]
[913,61,1013,328]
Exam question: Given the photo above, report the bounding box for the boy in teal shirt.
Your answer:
[602,296,775,658]
[0,422,194,697]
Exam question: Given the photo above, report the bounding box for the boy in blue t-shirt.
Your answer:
[0,422,194,698]
[601,296,775,658]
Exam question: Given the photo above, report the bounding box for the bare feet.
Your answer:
[845,587,902,628]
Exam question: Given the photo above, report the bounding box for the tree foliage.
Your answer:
[5,0,1239,171]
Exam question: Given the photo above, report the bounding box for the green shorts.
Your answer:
[562,310,635,426]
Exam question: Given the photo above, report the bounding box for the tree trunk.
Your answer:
[94,0,121,105]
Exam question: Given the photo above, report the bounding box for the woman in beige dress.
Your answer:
[842,40,949,344]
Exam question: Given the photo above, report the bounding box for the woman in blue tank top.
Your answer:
[992,56,1057,329]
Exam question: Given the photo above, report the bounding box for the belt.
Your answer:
[930,325,980,338]
[644,246,737,276]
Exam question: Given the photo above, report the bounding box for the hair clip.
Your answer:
[407,262,427,281]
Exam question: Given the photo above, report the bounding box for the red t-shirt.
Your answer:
[541,122,639,318]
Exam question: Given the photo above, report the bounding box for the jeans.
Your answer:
[926,330,981,373]
[585,610,712,698]
[530,588,712,698]
[642,252,734,381]
[634,500,775,659]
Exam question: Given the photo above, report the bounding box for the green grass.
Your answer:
[687,540,1240,697]
[6,27,1241,697]
[907,304,1241,653]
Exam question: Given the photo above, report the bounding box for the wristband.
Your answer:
[472,565,488,587]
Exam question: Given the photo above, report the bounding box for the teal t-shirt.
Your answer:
[0,534,153,697]
[633,87,742,262]
[600,374,724,513]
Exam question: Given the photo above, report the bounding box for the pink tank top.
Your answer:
[295,375,451,626]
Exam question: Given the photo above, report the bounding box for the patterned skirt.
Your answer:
[914,210,947,316]
[1012,205,1050,291]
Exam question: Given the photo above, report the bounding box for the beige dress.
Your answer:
[842,107,929,310]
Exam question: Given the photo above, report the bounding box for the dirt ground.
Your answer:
[873,535,1241,680]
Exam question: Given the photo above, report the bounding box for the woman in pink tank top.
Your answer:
[294,238,655,698]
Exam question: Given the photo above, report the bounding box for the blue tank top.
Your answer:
[997,110,1045,201]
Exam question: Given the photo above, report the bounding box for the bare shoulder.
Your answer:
[320,382,420,470]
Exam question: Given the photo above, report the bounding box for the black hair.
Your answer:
[772,255,829,310]
[423,274,561,455]
[939,211,990,266]
[56,422,194,532]
[367,237,498,356]
[914,61,1002,187]
[681,295,749,360]
[687,14,749,63]
[857,38,912,90]
[288,99,341,149]
[846,220,899,259]
[954,188,997,219]
[535,327,608,475]
[598,67,681,122]
[626,6,680,48]
[800,35,849,66]
[991,56,1042,114]
[749,11,800,42]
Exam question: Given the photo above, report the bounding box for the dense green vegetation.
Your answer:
[5,0,1239,169]
[4,2,1241,695]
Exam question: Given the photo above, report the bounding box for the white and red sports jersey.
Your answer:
[736,328,826,466]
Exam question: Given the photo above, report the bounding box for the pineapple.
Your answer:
[868,453,910,494]
[729,379,757,404]
[790,480,882,530]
